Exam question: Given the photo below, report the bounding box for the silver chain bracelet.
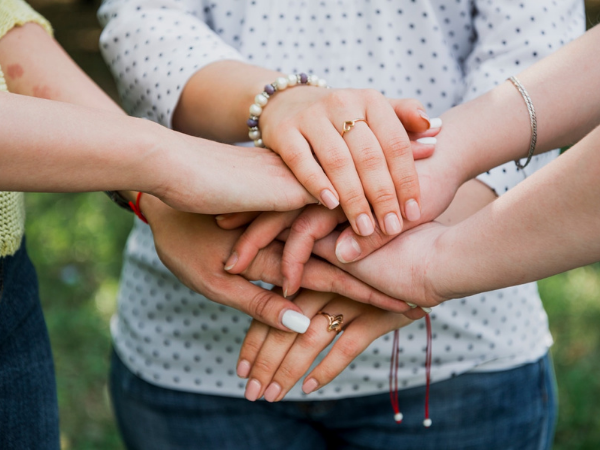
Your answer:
[508,76,537,170]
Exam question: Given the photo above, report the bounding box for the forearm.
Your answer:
[172,60,283,142]
[435,125,600,298]
[438,24,600,183]
[0,92,167,194]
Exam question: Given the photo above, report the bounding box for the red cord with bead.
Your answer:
[389,312,433,427]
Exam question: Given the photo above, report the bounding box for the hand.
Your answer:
[141,196,416,333]
[260,85,437,236]
[236,289,415,402]
[150,130,316,215]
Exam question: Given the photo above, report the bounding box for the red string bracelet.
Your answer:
[128,191,148,224]
[390,313,433,428]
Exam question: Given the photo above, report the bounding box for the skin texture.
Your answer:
[173,60,436,237]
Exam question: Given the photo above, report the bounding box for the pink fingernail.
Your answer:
[215,215,225,221]
[405,199,421,222]
[264,382,282,402]
[302,378,319,394]
[245,379,261,402]
[418,110,431,128]
[282,278,289,298]
[320,189,340,210]
[356,214,374,236]
[237,360,251,378]
[384,213,401,235]
[224,252,238,271]
[335,235,362,263]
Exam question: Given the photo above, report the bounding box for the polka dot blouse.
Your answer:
[98,0,585,399]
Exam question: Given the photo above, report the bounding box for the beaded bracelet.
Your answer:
[247,73,328,147]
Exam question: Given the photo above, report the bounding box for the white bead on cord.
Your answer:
[247,73,328,147]
[423,418,432,428]
[394,412,403,423]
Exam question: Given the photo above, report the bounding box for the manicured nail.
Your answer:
[429,117,442,129]
[384,213,402,235]
[335,235,362,263]
[421,307,432,314]
[282,278,289,298]
[215,215,225,221]
[264,382,282,402]
[245,379,261,401]
[405,199,421,222]
[281,310,310,333]
[302,378,319,394]
[237,360,251,378]
[406,302,418,309]
[356,214,374,236]
[320,189,340,210]
[224,252,238,271]
[417,110,431,127]
[416,137,437,145]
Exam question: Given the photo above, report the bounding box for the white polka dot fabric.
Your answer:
[99,0,585,399]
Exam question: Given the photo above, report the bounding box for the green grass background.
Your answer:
[22,0,600,448]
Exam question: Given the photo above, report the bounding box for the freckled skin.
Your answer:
[32,84,53,99]
[6,63,24,79]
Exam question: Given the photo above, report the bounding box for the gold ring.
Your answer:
[341,118,367,137]
[317,311,344,333]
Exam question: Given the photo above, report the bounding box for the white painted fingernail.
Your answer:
[421,307,432,314]
[416,137,437,145]
[282,310,310,333]
[406,302,418,309]
[429,118,442,129]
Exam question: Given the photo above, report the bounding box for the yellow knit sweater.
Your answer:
[0,0,52,257]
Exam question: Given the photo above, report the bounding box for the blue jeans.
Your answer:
[0,241,59,450]
[110,349,557,450]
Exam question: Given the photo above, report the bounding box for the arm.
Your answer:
[0,23,313,213]
[98,0,436,237]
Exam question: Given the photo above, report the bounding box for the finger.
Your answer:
[334,223,394,264]
[302,118,375,237]
[271,128,340,210]
[367,98,423,224]
[342,119,404,237]
[410,140,436,161]
[246,290,335,401]
[267,297,365,401]
[282,206,346,296]
[224,210,302,274]
[212,276,310,334]
[302,313,412,395]
[242,241,412,313]
[237,320,269,378]
[215,212,260,229]
[407,126,442,142]
[387,98,432,133]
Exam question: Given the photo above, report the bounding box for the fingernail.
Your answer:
[224,252,238,271]
[215,215,225,221]
[282,278,289,298]
[405,199,421,222]
[416,137,437,145]
[320,189,340,210]
[245,379,261,402]
[417,110,431,127]
[237,360,251,378]
[281,310,310,333]
[421,307,432,314]
[356,214,374,236]
[406,302,418,309]
[335,235,362,263]
[429,117,442,129]
[384,213,401,235]
[264,382,282,402]
[302,378,319,394]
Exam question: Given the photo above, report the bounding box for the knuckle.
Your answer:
[336,338,363,360]
[371,189,398,208]
[327,89,352,108]
[341,189,366,210]
[385,136,412,158]
[322,149,351,173]
[252,357,276,375]
[275,363,301,382]
[248,290,277,321]
[358,146,385,171]
[300,326,326,349]
[290,215,316,237]
[241,337,263,358]
[362,88,382,101]
[396,172,420,194]
[284,147,308,168]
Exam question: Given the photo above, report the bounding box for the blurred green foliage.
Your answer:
[25,193,600,449]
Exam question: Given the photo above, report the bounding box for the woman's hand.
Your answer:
[260,86,437,236]
[236,289,415,402]
[139,196,416,333]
